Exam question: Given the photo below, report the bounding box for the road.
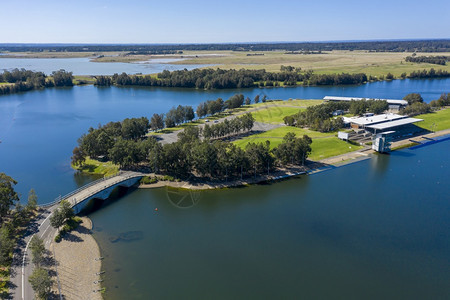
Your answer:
[11,206,59,300]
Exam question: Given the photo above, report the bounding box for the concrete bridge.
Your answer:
[40,171,144,214]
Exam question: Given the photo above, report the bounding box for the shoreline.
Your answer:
[139,129,450,191]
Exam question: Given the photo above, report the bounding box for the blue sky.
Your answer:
[1,0,449,43]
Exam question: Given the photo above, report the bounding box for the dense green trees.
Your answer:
[348,99,389,115]
[203,113,254,139]
[0,173,19,222]
[150,113,165,131]
[273,133,312,166]
[406,55,449,65]
[50,200,74,229]
[165,106,195,127]
[285,102,349,132]
[403,93,424,105]
[429,93,450,108]
[407,68,449,79]
[95,68,370,90]
[52,70,74,86]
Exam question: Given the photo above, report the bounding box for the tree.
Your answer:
[60,200,74,220]
[0,173,19,222]
[71,146,86,167]
[49,210,65,229]
[245,97,251,105]
[29,267,53,299]
[0,225,14,265]
[403,93,424,105]
[51,70,73,87]
[254,95,260,104]
[30,235,45,267]
[150,113,165,131]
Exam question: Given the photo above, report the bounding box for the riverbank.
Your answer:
[50,217,103,300]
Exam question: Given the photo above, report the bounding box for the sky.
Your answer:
[1,0,449,44]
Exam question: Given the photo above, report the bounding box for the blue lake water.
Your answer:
[0,77,449,298]
[0,79,449,201]
[0,57,207,75]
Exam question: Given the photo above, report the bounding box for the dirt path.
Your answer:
[51,217,102,300]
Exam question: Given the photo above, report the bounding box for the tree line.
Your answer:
[203,113,254,139]
[0,69,74,95]
[405,55,449,65]
[95,68,371,89]
[401,93,450,116]
[407,68,450,79]
[2,40,449,52]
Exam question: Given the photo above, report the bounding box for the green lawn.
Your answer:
[308,138,363,160]
[233,126,361,161]
[72,157,119,176]
[416,108,450,132]
[251,106,302,124]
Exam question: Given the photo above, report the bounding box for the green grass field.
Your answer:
[416,108,450,132]
[308,138,363,160]
[251,106,302,124]
[233,126,361,161]
[72,157,119,176]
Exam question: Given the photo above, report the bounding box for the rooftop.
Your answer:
[366,118,423,130]
[324,96,408,106]
[343,113,406,126]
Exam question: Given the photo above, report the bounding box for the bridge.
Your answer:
[40,171,145,214]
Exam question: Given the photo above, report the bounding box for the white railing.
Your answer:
[39,171,143,208]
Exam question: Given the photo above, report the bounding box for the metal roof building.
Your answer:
[324,96,408,107]
[366,118,423,130]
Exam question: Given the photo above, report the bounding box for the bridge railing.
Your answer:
[39,171,142,208]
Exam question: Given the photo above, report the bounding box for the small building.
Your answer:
[332,110,344,116]
[372,131,395,153]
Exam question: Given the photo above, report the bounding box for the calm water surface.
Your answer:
[0,78,449,298]
[0,57,207,75]
[0,79,449,201]
[90,141,450,299]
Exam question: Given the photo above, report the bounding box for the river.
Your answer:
[0,78,449,298]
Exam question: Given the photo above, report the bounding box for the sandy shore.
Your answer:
[50,217,102,300]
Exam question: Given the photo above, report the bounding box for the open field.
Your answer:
[416,107,450,131]
[233,126,361,160]
[3,50,450,78]
[251,106,301,124]
[172,50,450,77]
[308,138,363,160]
[72,157,119,176]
